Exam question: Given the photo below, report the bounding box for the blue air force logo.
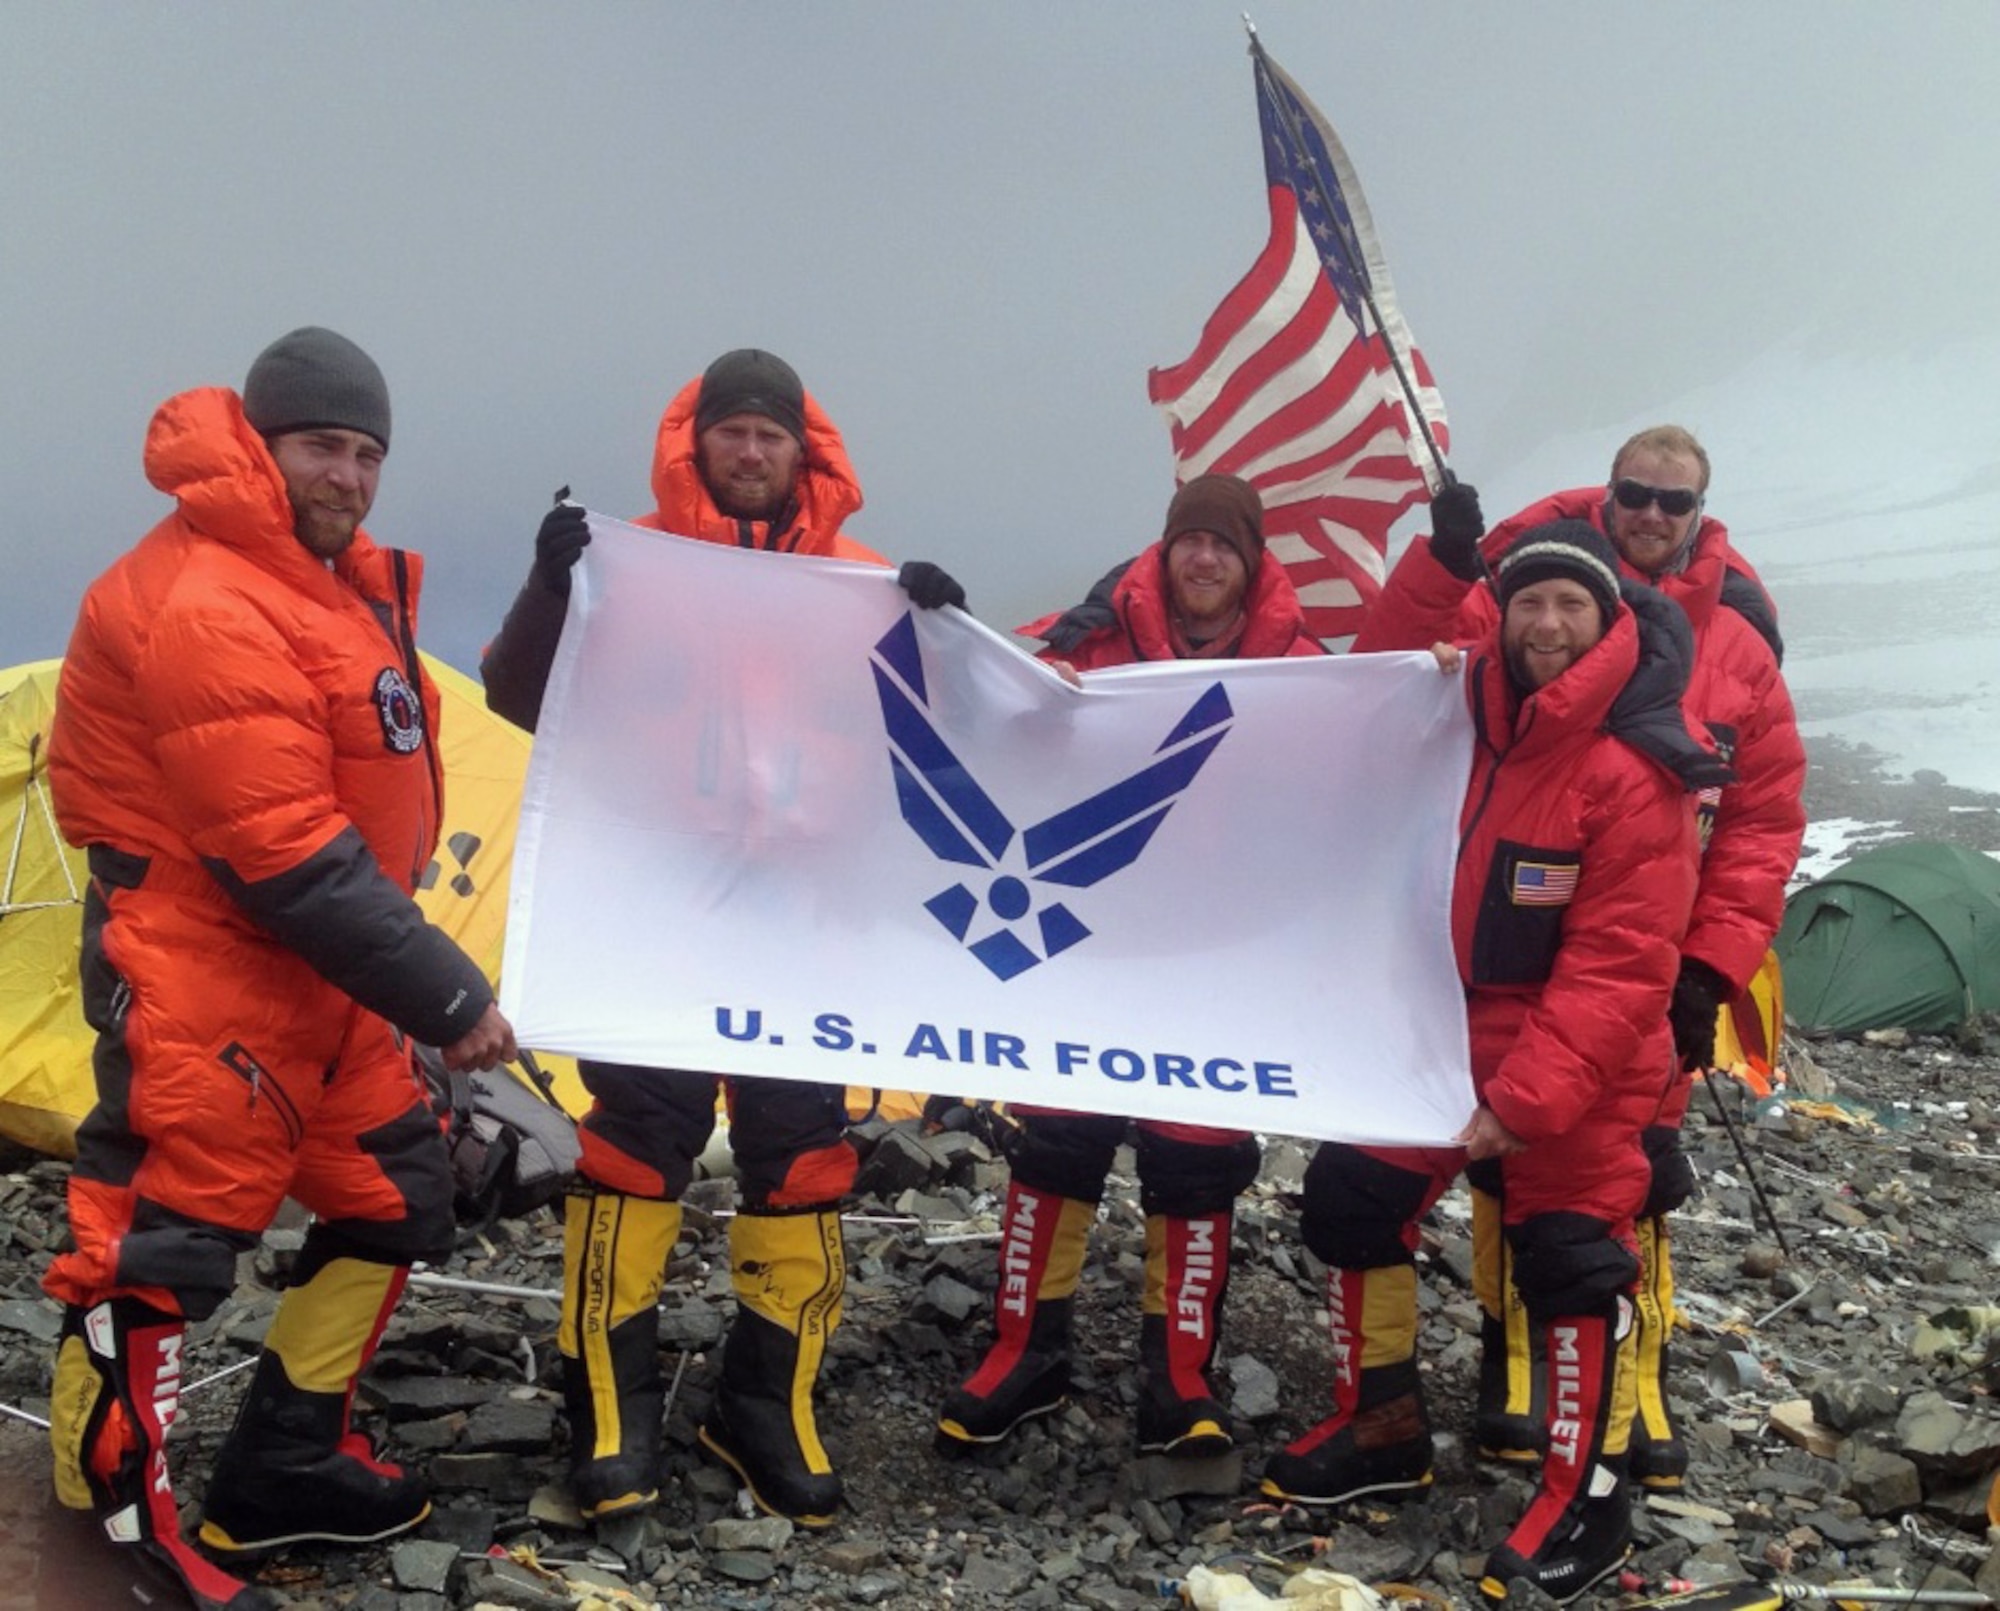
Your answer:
[870,615,1233,981]
[373,667,425,755]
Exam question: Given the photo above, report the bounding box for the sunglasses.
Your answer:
[1611,478,1701,518]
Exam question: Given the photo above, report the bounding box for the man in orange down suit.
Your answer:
[482,347,964,1529]
[44,327,517,1611]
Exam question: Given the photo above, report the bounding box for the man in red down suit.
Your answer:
[1355,427,1803,1492]
[1267,520,1727,1605]
[936,474,1323,1464]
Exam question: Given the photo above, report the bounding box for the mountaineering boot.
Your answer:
[1626,1213,1689,1490]
[1261,1264,1433,1506]
[199,1252,429,1553]
[1472,1180,1546,1465]
[556,1187,680,1519]
[937,1182,1094,1450]
[50,1298,276,1610]
[1479,1303,1638,1606]
[1136,1210,1234,1457]
[699,1208,846,1526]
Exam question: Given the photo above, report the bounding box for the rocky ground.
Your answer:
[4,737,2000,1611]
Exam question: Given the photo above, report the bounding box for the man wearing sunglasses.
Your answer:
[1355,424,1805,1500]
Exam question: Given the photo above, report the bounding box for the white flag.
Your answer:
[502,515,1476,1145]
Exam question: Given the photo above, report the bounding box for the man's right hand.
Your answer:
[535,503,591,595]
[441,1002,518,1072]
[1428,480,1486,583]
[1456,1104,1526,1160]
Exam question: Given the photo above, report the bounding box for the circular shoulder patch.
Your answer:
[374,666,426,754]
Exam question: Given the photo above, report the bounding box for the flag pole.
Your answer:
[1242,19,1452,490]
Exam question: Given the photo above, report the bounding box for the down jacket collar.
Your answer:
[1022,540,1318,663]
[645,373,864,554]
[143,385,411,612]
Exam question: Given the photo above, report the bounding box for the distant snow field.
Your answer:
[1484,331,2000,796]
[1790,817,1904,888]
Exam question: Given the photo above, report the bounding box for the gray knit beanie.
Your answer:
[243,327,392,449]
[694,348,806,444]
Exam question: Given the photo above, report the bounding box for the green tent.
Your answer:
[1777,840,2000,1033]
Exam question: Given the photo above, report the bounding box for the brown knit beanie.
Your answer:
[1162,474,1264,570]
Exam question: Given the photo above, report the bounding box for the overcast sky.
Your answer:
[5,3,1997,674]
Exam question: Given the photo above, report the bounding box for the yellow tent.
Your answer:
[1712,948,1785,1096]
[0,653,589,1155]
[0,661,92,1156]
[0,654,915,1156]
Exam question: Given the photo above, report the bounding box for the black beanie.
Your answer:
[694,348,806,444]
[1162,474,1264,571]
[1493,519,1623,625]
[242,327,391,449]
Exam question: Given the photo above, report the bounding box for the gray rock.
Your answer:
[819,1537,889,1574]
[958,1547,1037,1596]
[1654,1514,1724,1547]
[1131,1450,1243,1500]
[391,1414,465,1454]
[1975,1542,2000,1601]
[658,1301,725,1350]
[419,1500,496,1556]
[1037,1548,1084,1582]
[1843,1444,1923,1515]
[917,1271,984,1325]
[595,1507,668,1564]
[1677,1543,1752,1588]
[389,1538,459,1594]
[702,1515,795,1552]
[1798,1506,1882,1547]
[855,1128,943,1198]
[457,1553,574,1608]
[0,1297,60,1342]
[709,1548,780,1582]
[364,1376,497,1421]
[1897,1389,2000,1479]
[1226,1353,1282,1422]
[895,1188,971,1225]
[462,1395,557,1454]
[1130,1497,1178,1546]
[1813,1372,1901,1432]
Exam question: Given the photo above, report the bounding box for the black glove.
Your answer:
[535,500,590,596]
[898,559,967,612]
[1668,957,1730,1073]
[1428,479,1487,583]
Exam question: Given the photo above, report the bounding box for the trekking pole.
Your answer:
[1700,1072,1794,1263]
[1637,1579,1993,1609]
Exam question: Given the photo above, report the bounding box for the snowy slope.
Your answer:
[1477,327,2000,791]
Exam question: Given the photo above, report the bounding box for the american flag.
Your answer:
[1148,40,1449,644]
[1511,861,1579,907]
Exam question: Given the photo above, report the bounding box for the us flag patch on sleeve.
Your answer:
[1511,861,1577,906]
